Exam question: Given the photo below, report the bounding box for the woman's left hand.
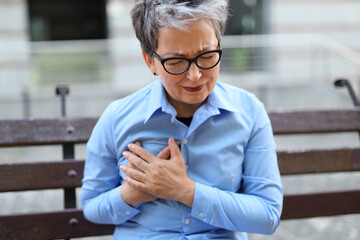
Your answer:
[120,137,195,208]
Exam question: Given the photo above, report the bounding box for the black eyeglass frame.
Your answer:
[153,49,223,75]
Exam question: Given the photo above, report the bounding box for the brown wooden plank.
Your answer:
[269,108,360,134]
[0,209,114,239]
[281,190,360,219]
[0,109,359,146]
[0,161,84,192]
[278,148,360,175]
[0,117,98,147]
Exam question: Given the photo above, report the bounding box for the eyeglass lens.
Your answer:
[164,51,221,74]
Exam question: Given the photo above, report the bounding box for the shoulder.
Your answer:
[215,81,264,114]
[107,82,155,117]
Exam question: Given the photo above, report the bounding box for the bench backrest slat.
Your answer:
[270,108,360,134]
[1,109,359,147]
[0,209,114,239]
[1,147,359,193]
[1,191,359,238]
[278,148,360,175]
[0,161,84,192]
[0,118,98,147]
[282,190,360,219]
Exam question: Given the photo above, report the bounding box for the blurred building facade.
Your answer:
[1,0,360,118]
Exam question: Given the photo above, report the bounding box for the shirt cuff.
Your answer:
[190,182,214,222]
[109,185,140,223]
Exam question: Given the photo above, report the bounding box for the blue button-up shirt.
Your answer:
[80,79,283,240]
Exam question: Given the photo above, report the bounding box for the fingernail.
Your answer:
[120,165,125,170]
[123,151,129,157]
[128,143,135,149]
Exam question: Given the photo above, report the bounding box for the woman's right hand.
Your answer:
[120,141,172,207]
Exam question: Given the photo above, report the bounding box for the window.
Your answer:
[27,0,108,41]
[225,0,269,35]
[223,0,269,73]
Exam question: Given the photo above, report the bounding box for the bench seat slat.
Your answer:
[281,190,360,219]
[278,148,360,175]
[0,161,84,192]
[0,209,114,240]
[270,108,360,134]
[0,118,98,147]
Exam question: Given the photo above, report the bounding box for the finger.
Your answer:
[169,137,181,157]
[123,151,149,172]
[157,146,170,159]
[124,175,147,193]
[120,165,146,184]
[127,161,138,170]
[128,142,141,169]
[128,143,156,163]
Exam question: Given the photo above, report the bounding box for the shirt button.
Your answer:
[171,118,174,123]
[184,219,190,224]
[125,211,131,215]
[183,138,188,144]
[199,212,204,218]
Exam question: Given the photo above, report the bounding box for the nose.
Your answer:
[186,62,202,82]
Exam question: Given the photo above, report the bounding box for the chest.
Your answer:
[116,113,251,192]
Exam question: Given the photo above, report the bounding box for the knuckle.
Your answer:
[152,171,161,179]
[134,157,143,167]
[154,161,164,169]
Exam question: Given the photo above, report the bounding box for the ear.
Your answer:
[142,51,157,75]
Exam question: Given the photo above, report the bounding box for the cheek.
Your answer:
[160,75,182,95]
[159,71,182,86]
[205,67,219,84]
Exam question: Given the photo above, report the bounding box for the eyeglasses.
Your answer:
[153,49,222,75]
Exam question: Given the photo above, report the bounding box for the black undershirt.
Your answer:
[176,117,193,127]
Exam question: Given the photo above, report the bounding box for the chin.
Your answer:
[184,96,208,105]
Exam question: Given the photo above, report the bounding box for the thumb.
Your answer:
[168,137,181,158]
[157,146,171,159]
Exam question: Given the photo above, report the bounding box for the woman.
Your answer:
[81,1,283,239]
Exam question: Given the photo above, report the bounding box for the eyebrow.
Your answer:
[164,45,215,58]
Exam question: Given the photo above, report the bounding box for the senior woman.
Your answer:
[80,0,283,239]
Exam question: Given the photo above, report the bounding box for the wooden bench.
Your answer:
[1,108,360,239]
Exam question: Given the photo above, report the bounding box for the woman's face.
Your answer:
[145,19,220,117]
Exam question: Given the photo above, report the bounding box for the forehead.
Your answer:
[156,19,218,56]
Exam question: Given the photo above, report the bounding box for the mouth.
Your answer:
[182,84,205,93]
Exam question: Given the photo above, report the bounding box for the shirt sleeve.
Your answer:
[80,102,140,225]
[191,97,283,235]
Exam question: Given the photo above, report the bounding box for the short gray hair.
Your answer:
[131,0,229,58]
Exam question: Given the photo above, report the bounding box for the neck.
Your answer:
[166,93,205,118]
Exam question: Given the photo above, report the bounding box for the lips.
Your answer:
[183,84,205,92]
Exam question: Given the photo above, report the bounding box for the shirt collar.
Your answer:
[144,79,176,123]
[144,80,240,123]
[207,82,241,114]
